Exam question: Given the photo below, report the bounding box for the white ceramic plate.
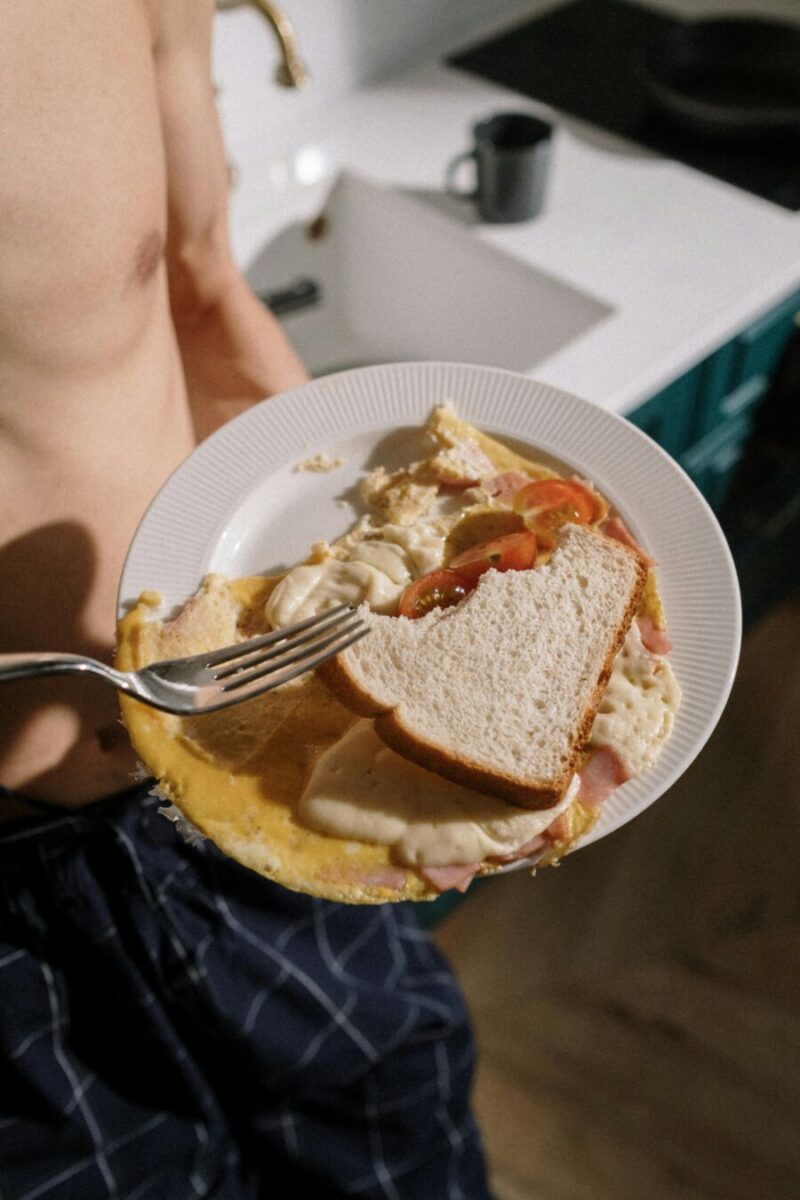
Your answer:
[119,362,741,851]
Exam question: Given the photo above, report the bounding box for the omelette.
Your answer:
[117,406,680,904]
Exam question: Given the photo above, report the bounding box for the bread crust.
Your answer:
[316,652,574,806]
[377,712,570,808]
[317,530,648,810]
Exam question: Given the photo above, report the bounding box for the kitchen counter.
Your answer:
[227,49,800,416]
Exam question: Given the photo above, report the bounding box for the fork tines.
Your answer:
[210,604,367,695]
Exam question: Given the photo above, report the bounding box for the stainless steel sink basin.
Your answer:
[246,171,612,377]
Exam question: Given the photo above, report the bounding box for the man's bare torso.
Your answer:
[0,0,197,805]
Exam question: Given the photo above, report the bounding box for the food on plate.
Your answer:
[117,405,680,904]
[294,451,344,473]
[318,524,647,808]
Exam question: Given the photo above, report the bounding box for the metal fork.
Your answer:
[0,604,368,716]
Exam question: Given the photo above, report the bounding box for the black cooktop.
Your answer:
[448,0,800,212]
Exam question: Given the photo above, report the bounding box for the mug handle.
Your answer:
[445,150,477,199]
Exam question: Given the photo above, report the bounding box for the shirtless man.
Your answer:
[0,0,306,807]
[0,4,489,1198]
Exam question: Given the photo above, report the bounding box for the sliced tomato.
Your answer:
[513,479,597,539]
[449,530,538,583]
[398,569,472,619]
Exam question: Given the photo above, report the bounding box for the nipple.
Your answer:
[134,231,164,285]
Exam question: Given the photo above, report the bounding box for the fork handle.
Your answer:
[0,652,119,688]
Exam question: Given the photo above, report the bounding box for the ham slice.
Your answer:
[487,834,546,865]
[600,517,656,567]
[420,746,631,886]
[577,745,631,809]
[540,747,629,843]
[638,614,672,655]
[419,863,480,894]
[543,811,571,843]
[483,471,531,503]
[429,441,496,488]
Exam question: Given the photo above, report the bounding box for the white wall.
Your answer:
[212,0,541,167]
[215,0,800,255]
[213,0,800,170]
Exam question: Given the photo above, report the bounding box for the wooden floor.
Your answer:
[434,594,800,1200]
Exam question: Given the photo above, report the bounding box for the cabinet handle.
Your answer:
[721,375,767,418]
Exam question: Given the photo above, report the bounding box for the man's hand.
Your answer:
[148,0,308,440]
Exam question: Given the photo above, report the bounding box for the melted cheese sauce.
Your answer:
[300,720,579,866]
[590,620,681,773]
[266,518,452,626]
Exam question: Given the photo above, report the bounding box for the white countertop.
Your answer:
[228,53,800,416]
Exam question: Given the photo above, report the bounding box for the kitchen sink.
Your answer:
[246,171,612,378]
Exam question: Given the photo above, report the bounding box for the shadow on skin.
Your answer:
[0,521,129,802]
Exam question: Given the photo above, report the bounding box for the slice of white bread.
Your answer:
[318,524,647,809]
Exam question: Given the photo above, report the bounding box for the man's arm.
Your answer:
[147,0,308,440]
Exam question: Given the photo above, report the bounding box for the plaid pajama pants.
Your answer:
[0,785,490,1200]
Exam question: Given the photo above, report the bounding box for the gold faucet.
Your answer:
[217,0,309,89]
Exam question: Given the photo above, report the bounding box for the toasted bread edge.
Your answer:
[317,531,648,810]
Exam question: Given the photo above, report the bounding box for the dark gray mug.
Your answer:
[446,111,553,223]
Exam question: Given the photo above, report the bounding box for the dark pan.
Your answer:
[639,16,800,142]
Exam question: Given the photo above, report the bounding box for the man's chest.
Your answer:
[0,0,167,355]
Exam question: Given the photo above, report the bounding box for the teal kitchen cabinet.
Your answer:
[679,413,754,514]
[628,287,800,511]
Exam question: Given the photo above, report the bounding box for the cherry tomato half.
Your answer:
[512,479,597,538]
[398,569,472,619]
[448,530,538,583]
